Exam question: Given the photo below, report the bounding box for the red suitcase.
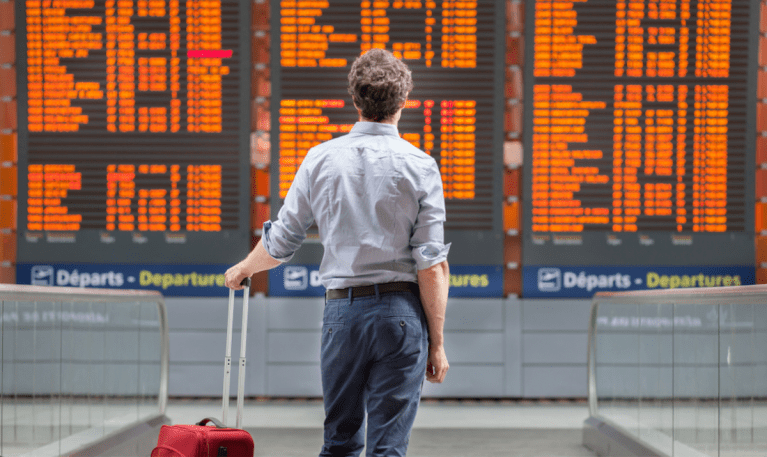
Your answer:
[151,279,255,457]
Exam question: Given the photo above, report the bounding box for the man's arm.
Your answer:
[418,260,450,383]
[224,238,283,290]
[225,152,315,290]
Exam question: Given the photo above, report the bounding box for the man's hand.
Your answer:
[224,261,253,290]
[426,343,449,383]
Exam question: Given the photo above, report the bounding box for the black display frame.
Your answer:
[15,1,252,265]
[269,0,505,266]
[521,0,758,267]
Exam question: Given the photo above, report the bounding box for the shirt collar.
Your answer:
[350,121,400,137]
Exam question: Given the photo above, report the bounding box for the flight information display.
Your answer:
[272,1,504,239]
[522,0,757,270]
[16,0,251,265]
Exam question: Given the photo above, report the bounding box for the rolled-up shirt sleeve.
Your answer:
[262,157,315,263]
[410,160,451,270]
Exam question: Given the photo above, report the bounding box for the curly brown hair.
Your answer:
[347,49,413,122]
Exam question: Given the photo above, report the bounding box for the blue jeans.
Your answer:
[319,286,428,457]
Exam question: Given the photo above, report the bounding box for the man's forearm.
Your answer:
[243,238,283,273]
[417,260,449,346]
[224,238,283,289]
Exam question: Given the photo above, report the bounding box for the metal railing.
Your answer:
[584,285,767,457]
[0,284,169,456]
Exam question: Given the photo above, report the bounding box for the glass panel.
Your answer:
[637,303,673,448]
[61,300,100,440]
[754,303,767,454]
[87,300,107,438]
[595,302,641,438]
[719,303,767,457]
[2,300,61,454]
[138,301,161,420]
[2,301,25,456]
[104,301,141,426]
[674,303,719,456]
[590,296,767,457]
[33,300,61,452]
[60,300,74,442]
[0,292,164,455]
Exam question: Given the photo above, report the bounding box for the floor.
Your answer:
[245,428,595,457]
[165,398,598,457]
[10,397,767,455]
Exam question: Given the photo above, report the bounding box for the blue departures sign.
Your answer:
[18,264,505,298]
[523,266,755,298]
[17,263,231,297]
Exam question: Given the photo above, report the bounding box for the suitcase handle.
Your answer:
[196,417,227,428]
[222,277,251,429]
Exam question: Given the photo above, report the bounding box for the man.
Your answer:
[224,48,450,456]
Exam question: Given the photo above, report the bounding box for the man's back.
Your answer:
[301,122,444,289]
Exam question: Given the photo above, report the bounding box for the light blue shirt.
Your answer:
[263,121,450,289]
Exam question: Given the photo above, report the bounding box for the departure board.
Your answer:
[16,0,251,265]
[522,0,757,268]
[271,0,504,256]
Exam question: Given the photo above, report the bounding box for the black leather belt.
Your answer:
[326,281,420,300]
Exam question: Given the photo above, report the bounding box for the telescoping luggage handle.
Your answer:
[222,277,251,429]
